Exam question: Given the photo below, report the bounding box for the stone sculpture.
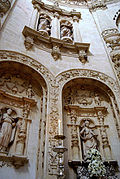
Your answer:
[37,14,51,36]
[80,120,98,157]
[60,20,73,42]
[0,108,18,152]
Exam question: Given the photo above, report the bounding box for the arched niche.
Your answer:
[0,61,47,175]
[60,20,73,43]
[62,78,120,179]
[37,13,51,37]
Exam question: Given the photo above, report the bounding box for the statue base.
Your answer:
[0,152,28,168]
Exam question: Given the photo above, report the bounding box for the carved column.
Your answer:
[29,3,40,30]
[51,12,60,39]
[97,110,111,160]
[16,102,30,155]
[70,111,79,161]
[73,16,82,42]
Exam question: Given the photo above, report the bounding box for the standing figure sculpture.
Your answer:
[60,20,73,42]
[80,120,98,158]
[37,14,51,36]
[0,108,18,152]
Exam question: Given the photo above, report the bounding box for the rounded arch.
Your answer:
[0,50,54,89]
[56,69,120,103]
[0,50,54,179]
[61,76,120,179]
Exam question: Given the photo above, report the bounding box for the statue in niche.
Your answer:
[37,14,51,36]
[60,21,73,42]
[0,108,18,152]
[80,119,98,158]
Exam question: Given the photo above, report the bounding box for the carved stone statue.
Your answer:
[60,20,73,42]
[37,14,51,36]
[0,108,18,152]
[94,93,101,106]
[80,120,98,158]
[51,45,61,61]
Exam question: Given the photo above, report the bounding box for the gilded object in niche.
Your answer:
[0,108,18,152]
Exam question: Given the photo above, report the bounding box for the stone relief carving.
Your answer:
[101,28,120,81]
[56,69,120,100]
[37,13,51,37]
[88,0,107,12]
[78,49,88,64]
[60,20,73,43]
[80,119,98,158]
[0,108,18,152]
[0,0,11,17]
[0,74,36,99]
[64,85,107,108]
[24,36,34,50]
[51,44,61,61]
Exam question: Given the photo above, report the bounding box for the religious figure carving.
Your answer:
[80,120,98,158]
[51,45,61,61]
[60,20,73,43]
[94,93,101,106]
[26,84,34,98]
[37,14,51,37]
[0,108,18,152]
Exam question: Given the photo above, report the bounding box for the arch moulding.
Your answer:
[48,69,120,176]
[56,69,120,100]
[0,50,54,88]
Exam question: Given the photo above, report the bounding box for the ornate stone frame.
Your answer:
[48,69,120,176]
[0,50,54,174]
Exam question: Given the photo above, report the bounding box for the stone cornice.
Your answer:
[88,0,107,12]
[0,152,28,168]
[22,26,90,59]
[32,0,81,18]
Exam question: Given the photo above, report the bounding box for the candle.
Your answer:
[58,119,61,135]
